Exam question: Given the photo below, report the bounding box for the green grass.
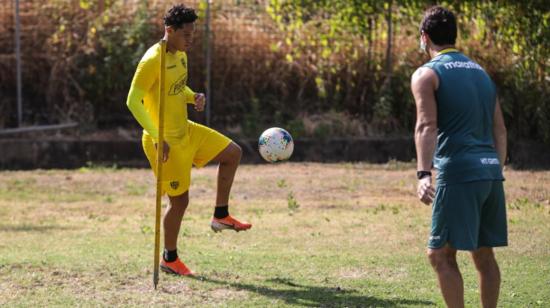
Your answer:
[0,164,549,307]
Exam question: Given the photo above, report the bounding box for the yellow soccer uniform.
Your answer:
[127,42,231,196]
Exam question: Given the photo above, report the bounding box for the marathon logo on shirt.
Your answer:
[443,61,484,71]
[480,158,500,165]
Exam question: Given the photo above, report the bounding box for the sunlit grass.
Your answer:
[0,164,548,307]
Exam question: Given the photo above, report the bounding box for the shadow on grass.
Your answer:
[190,275,435,307]
[0,224,73,232]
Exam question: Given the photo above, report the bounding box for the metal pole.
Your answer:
[0,122,78,136]
[205,0,212,126]
[15,0,23,127]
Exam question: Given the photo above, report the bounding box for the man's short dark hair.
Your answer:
[164,4,198,29]
[419,6,457,45]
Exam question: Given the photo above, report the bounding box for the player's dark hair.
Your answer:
[419,6,457,45]
[164,4,198,29]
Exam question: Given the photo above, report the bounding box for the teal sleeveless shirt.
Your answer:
[422,50,503,185]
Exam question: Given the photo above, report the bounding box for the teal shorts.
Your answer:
[428,180,508,251]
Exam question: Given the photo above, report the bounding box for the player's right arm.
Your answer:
[412,67,438,205]
[126,54,160,140]
[492,98,507,169]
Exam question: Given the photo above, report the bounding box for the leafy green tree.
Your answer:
[267,0,549,141]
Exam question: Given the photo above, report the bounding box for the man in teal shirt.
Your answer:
[411,6,508,308]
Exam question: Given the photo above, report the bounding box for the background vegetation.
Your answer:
[0,0,548,143]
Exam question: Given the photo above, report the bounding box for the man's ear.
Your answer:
[422,32,432,47]
[165,26,174,34]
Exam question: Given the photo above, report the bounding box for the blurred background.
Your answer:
[0,0,548,166]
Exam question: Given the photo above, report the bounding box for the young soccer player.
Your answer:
[126,4,252,276]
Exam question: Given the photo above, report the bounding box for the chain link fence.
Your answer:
[1,0,80,133]
[0,0,17,128]
[0,0,285,135]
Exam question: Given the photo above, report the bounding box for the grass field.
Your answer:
[0,163,549,307]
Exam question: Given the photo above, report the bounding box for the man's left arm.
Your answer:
[182,86,196,104]
[183,86,206,112]
[492,98,507,170]
[181,52,204,112]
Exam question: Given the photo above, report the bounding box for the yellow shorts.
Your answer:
[142,120,232,196]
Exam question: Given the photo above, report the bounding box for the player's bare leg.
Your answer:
[164,192,189,250]
[428,246,464,308]
[210,142,251,232]
[212,142,241,206]
[472,247,501,308]
[159,192,193,276]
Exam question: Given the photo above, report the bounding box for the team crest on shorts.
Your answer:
[170,181,179,190]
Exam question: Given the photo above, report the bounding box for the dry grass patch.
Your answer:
[0,163,548,307]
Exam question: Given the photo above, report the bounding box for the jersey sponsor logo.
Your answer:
[168,74,188,96]
[480,158,500,165]
[443,61,484,71]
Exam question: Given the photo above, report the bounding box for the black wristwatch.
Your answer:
[416,170,432,179]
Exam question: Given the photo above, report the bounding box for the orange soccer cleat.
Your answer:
[210,215,252,232]
[160,257,193,276]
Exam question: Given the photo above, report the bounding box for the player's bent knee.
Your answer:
[232,142,242,160]
[225,142,242,163]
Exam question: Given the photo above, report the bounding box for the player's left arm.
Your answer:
[182,86,205,112]
[182,86,196,104]
[492,97,507,169]
[411,67,438,205]
[181,53,205,112]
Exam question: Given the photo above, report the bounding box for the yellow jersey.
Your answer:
[127,42,196,141]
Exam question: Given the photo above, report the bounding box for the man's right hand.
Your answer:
[154,141,170,163]
[417,176,435,205]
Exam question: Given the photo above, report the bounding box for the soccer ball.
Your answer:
[258,127,294,163]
